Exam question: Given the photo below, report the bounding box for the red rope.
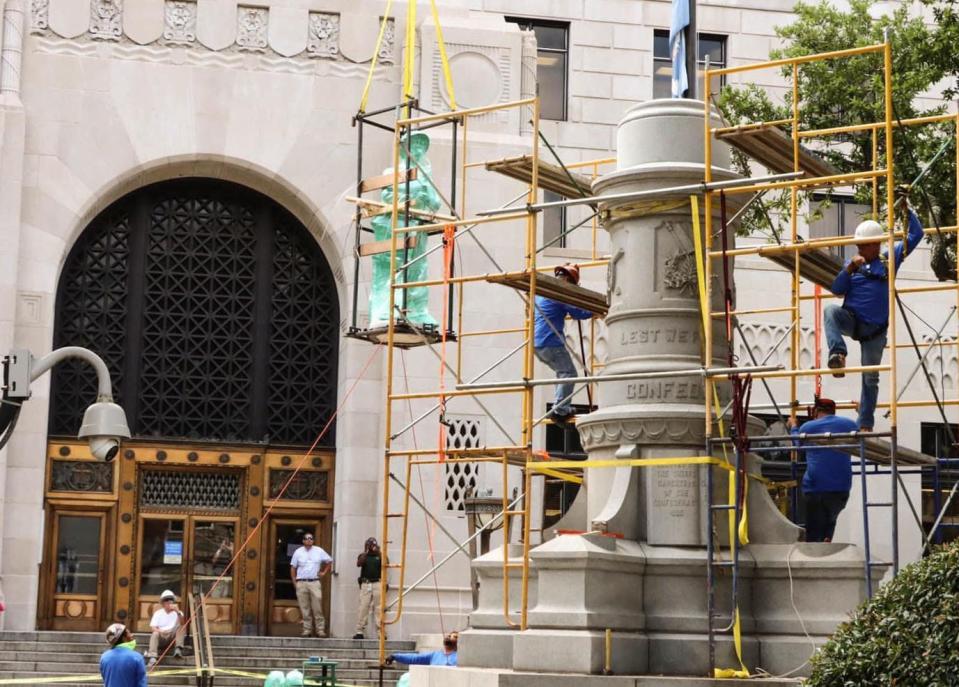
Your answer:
[148,345,381,672]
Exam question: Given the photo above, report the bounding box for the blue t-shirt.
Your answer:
[391,650,458,666]
[830,210,924,326]
[534,295,592,348]
[100,646,147,687]
[792,414,858,494]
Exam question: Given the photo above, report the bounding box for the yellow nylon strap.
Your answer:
[428,0,457,110]
[403,0,416,100]
[690,195,710,335]
[536,466,584,484]
[693,196,749,678]
[529,456,725,471]
[358,0,395,114]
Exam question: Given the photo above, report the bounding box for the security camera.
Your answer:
[88,436,121,462]
[78,401,130,462]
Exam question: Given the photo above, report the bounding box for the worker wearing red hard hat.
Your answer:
[534,264,594,422]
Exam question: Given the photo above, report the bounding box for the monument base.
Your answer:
[407,665,801,687]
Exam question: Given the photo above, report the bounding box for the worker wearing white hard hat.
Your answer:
[146,589,185,667]
[825,196,925,431]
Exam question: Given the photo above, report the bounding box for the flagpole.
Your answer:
[685,0,697,99]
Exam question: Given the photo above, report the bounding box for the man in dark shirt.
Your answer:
[787,398,858,542]
[100,623,147,687]
[353,537,382,640]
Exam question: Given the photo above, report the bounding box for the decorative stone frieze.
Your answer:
[236,5,267,52]
[306,12,339,58]
[89,0,121,41]
[377,17,394,63]
[30,0,48,32]
[163,0,196,45]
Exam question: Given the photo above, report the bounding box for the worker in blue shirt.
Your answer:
[825,200,925,431]
[386,631,458,666]
[100,623,148,687]
[534,264,594,422]
[788,398,858,542]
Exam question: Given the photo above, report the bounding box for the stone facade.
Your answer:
[0,0,950,642]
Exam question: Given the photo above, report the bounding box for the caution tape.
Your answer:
[0,668,198,684]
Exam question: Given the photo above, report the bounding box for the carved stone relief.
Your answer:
[89,0,122,41]
[377,17,395,64]
[737,322,814,370]
[30,0,49,32]
[163,0,196,44]
[307,12,339,58]
[236,5,268,52]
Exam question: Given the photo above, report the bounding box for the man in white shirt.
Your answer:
[146,589,185,667]
[289,531,332,637]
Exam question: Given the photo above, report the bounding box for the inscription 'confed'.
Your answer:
[626,381,705,401]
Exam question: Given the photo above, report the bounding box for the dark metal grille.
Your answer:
[268,469,329,501]
[50,179,339,446]
[140,469,240,511]
[50,460,114,492]
[50,208,130,435]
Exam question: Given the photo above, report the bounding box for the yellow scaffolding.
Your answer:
[354,34,959,677]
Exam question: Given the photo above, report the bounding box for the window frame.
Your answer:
[653,30,727,99]
[505,16,569,121]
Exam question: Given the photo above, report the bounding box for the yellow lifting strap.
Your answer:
[359,0,458,115]
[691,195,750,679]
[429,0,457,110]
[358,0,395,114]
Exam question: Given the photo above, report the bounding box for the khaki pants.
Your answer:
[296,579,325,635]
[147,625,185,658]
[354,581,381,636]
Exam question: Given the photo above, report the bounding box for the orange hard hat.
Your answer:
[554,263,580,285]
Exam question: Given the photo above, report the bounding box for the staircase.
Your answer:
[0,631,413,686]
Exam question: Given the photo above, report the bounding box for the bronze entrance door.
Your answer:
[43,509,110,631]
[135,515,239,634]
[266,518,329,635]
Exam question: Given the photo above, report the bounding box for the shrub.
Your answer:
[808,541,959,686]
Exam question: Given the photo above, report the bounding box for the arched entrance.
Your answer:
[39,179,339,635]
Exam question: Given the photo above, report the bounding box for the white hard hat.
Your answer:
[160,590,176,601]
[854,219,884,240]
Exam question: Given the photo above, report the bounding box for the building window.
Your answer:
[921,422,959,459]
[543,190,567,248]
[506,17,568,121]
[809,193,873,262]
[653,31,726,99]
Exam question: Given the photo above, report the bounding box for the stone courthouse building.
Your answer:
[0,0,952,640]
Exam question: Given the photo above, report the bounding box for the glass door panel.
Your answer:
[190,519,236,633]
[50,513,106,631]
[139,518,185,597]
[267,520,326,635]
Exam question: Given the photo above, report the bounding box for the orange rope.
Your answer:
[436,225,456,462]
[148,345,381,672]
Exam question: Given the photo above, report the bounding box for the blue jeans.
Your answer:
[823,304,887,429]
[534,345,577,416]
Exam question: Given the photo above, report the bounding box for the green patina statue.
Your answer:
[369,131,440,327]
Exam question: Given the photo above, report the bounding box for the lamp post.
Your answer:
[463,488,506,609]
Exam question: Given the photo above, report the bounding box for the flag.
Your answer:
[670,0,689,98]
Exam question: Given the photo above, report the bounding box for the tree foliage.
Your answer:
[715,0,957,278]
[807,541,959,686]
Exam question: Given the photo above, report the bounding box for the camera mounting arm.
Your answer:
[2,347,130,459]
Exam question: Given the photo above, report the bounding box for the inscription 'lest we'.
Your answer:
[620,328,699,345]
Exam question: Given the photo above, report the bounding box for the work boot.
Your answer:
[174,647,183,658]
[147,657,157,668]
[828,352,846,378]
[352,633,364,640]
